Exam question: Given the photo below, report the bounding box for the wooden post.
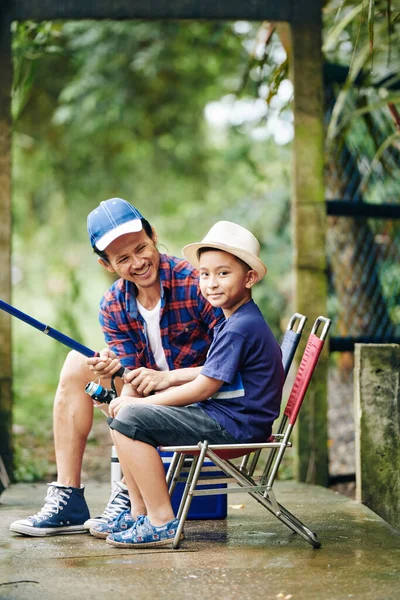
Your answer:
[290,2,329,485]
[0,8,13,486]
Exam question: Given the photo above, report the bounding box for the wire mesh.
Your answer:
[326,82,400,341]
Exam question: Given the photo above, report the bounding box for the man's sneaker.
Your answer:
[83,480,130,530]
[9,483,90,537]
[89,509,136,539]
[106,515,181,549]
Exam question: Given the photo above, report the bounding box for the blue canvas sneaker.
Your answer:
[84,480,131,530]
[106,515,181,548]
[90,509,136,539]
[9,483,90,537]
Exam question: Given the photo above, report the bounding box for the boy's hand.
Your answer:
[92,399,111,417]
[124,367,172,396]
[108,395,143,418]
[86,348,122,378]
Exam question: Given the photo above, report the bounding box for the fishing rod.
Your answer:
[0,299,128,403]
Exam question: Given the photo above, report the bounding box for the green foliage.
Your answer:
[11,11,399,481]
[11,20,293,480]
[13,444,52,483]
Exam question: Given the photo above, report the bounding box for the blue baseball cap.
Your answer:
[87,198,144,251]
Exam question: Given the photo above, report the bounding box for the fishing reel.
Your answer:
[85,380,117,404]
[85,365,128,404]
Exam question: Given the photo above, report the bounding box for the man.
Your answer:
[10,198,222,537]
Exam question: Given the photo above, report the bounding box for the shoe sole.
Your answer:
[106,533,184,549]
[89,527,110,539]
[83,519,107,530]
[10,524,88,537]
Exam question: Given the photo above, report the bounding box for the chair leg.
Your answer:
[205,448,321,549]
[249,489,321,548]
[166,452,181,488]
[175,455,199,520]
[167,453,185,496]
[173,443,208,549]
[273,501,321,548]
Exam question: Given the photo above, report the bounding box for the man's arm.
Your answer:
[108,374,222,417]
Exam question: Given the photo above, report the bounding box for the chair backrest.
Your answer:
[260,315,331,486]
[284,316,331,426]
[239,313,307,475]
[281,313,307,378]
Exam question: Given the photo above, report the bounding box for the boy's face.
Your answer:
[198,249,257,318]
[99,229,160,292]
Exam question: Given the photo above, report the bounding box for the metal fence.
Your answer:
[325,66,400,352]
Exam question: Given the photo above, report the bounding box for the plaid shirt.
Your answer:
[99,254,223,370]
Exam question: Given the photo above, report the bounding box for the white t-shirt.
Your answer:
[136,299,169,372]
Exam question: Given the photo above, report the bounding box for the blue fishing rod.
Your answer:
[0,299,128,403]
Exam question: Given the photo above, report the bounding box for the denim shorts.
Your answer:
[108,403,239,448]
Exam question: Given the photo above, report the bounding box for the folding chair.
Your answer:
[160,315,331,549]
[239,312,307,478]
[163,312,307,516]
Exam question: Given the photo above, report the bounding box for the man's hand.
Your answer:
[124,367,172,396]
[86,348,122,379]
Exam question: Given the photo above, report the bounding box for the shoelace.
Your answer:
[101,484,131,520]
[110,508,132,527]
[31,486,72,522]
[128,514,146,534]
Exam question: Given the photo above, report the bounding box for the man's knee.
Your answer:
[55,351,92,407]
[61,350,90,380]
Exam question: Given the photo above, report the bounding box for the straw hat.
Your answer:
[182,221,267,281]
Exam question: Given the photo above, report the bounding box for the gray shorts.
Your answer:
[108,403,239,448]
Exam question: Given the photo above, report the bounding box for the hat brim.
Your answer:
[95,219,143,251]
[182,242,267,281]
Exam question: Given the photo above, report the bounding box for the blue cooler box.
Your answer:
[159,450,227,520]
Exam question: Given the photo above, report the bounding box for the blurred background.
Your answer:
[10,5,400,487]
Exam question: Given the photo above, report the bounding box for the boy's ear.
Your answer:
[98,257,115,274]
[245,269,258,289]
[151,227,158,245]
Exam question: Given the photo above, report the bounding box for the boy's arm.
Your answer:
[109,374,222,417]
[124,366,202,396]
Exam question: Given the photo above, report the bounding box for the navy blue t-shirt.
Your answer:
[200,300,284,443]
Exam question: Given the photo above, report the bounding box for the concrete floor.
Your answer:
[0,480,399,600]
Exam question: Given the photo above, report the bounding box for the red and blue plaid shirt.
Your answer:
[99,254,223,370]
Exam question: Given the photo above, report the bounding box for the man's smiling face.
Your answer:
[101,229,161,292]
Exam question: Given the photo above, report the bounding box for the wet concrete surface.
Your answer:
[0,481,399,600]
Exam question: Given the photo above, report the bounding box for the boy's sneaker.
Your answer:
[9,483,90,537]
[106,515,181,549]
[83,480,130,530]
[89,509,136,539]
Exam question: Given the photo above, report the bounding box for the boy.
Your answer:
[104,220,284,548]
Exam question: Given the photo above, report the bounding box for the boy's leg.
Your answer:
[106,404,238,548]
[110,430,147,517]
[112,431,174,525]
[88,430,147,539]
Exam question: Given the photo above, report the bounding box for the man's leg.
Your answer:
[54,350,97,487]
[54,352,133,532]
[9,351,95,536]
[10,351,129,537]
